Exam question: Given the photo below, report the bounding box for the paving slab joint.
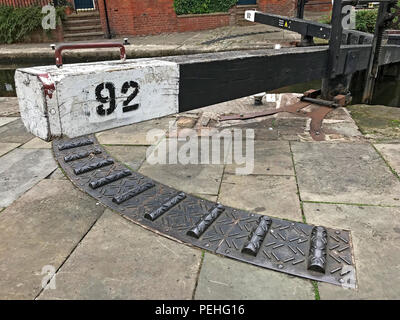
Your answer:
[52,135,358,287]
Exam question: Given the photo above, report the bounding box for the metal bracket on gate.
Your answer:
[53,135,357,287]
[219,89,350,141]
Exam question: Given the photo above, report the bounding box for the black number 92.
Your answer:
[95,81,140,116]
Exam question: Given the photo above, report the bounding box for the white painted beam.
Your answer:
[245,10,256,22]
[15,59,179,141]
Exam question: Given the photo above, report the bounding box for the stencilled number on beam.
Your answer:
[121,81,140,113]
[95,81,140,116]
[96,82,116,116]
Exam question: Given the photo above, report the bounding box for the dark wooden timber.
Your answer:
[362,1,396,103]
[297,0,307,19]
[252,11,373,45]
[248,1,398,103]
[321,0,349,100]
[252,10,399,45]
[165,45,400,112]
[326,0,345,79]
[388,34,400,45]
[297,0,315,47]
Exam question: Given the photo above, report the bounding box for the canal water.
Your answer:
[1,63,400,106]
[0,68,17,97]
[1,62,50,97]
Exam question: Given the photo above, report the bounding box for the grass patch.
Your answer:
[289,142,307,224]
[312,281,321,300]
[300,202,307,224]
[192,249,206,299]
[347,104,400,140]
[390,119,400,128]
[302,200,400,208]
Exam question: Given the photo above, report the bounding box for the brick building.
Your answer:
[92,0,331,37]
[0,0,332,40]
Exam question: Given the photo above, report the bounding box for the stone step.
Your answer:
[63,19,102,29]
[236,4,258,9]
[65,17,100,24]
[236,5,257,12]
[65,11,100,20]
[63,25,103,32]
[235,5,257,25]
[63,31,105,41]
[63,12,102,39]
[237,20,256,26]
[64,18,101,24]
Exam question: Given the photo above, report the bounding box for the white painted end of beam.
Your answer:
[15,71,51,141]
[15,59,180,140]
[245,10,256,22]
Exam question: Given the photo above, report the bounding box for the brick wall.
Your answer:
[1,0,332,38]
[178,12,232,33]
[306,0,332,12]
[97,0,234,36]
[258,0,296,16]
[0,0,50,6]
[97,0,332,37]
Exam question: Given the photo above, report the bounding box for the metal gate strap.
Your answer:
[53,135,356,287]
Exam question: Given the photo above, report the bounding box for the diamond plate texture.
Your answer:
[53,135,357,287]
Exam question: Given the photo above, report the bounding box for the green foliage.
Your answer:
[173,0,237,15]
[390,1,400,30]
[319,14,331,25]
[318,9,378,33]
[355,9,378,33]
[319,4,400,32]
[0,4,66,44]
[0,5,42,44]
[53,0,73,7]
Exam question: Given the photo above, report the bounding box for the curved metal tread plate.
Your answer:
[53,135,356,287]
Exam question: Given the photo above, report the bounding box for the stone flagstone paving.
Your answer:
[0,148,57,207]
[39,210,202,300]
[0,180,104,299]
[0,96,399,300]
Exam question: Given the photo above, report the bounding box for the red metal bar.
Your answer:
[54,43,126,67]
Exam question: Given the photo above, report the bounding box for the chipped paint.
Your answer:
[15,59,179,140]
[38,73,55,99]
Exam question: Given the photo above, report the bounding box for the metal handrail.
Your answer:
[54,42,126,67]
